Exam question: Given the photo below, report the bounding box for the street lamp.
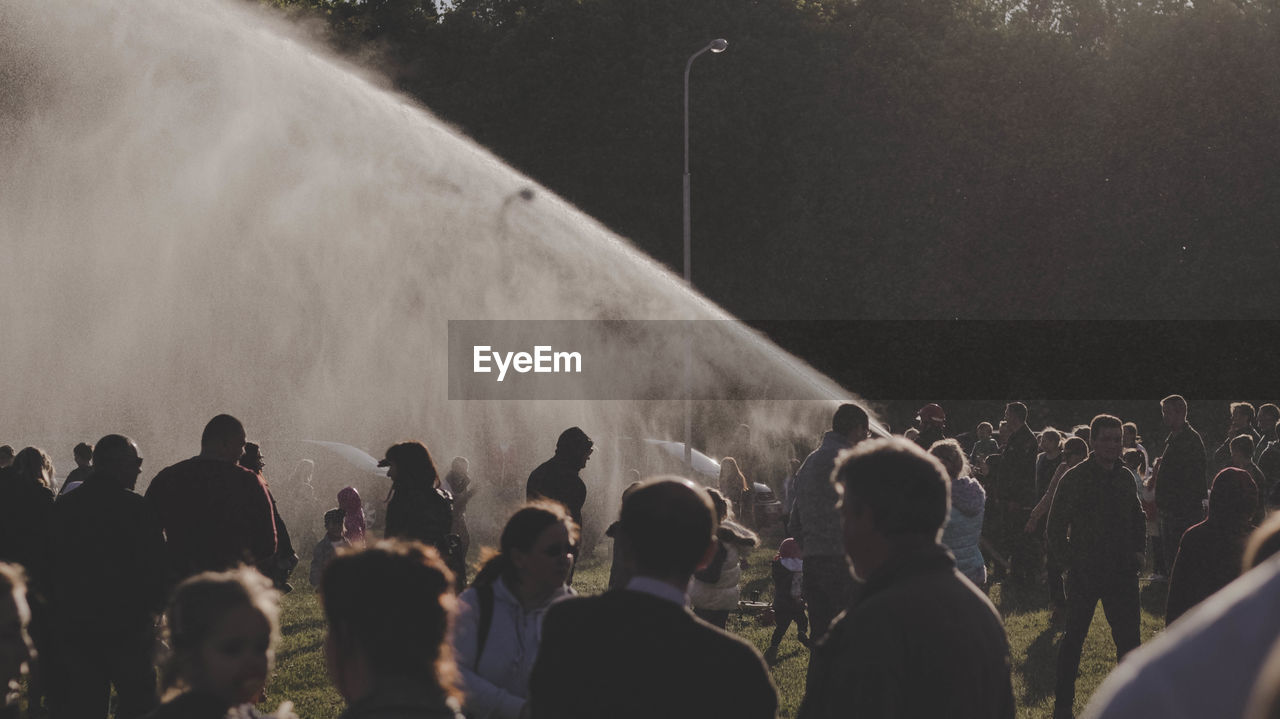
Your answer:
[682,38,727,468]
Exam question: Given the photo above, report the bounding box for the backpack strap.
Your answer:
[473,582,495,671]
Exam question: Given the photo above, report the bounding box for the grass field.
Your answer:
[269,531,1168,718]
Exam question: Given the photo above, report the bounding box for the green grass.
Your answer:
[268,534,1169,719]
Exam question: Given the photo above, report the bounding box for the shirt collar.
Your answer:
[625,576,689,607]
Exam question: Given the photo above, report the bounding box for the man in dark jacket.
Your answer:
[527,427,591,528]
[49,434,166,719]
[1151,395,1208,572]
[1047,415,1145,719]
[799,438,1014,719]
[529,478,777,719]
[790,404,870,646]
[996,401,1039,583]
[144,414,277,582]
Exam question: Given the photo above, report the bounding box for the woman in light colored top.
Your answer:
[930,439,987,587]
[453,502,577,719]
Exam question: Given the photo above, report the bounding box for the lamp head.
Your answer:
[710,39,728,53]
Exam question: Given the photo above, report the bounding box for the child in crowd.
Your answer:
[1126,449,1163,579]
[337,486,366,546]
[146,567,294,719]
[689,489,758,629]
[311,508,350,589]
[765,537,808,663]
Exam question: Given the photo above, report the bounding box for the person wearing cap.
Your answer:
[765,537,808,663]
[913,403,947,450]
[377,441,456,567]
[527,427,592,530]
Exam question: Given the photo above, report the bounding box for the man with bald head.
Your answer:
[529,477,777,719]
[144,414,276,581]
[49,434,166,718]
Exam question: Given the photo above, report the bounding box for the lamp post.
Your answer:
[682,38,727,469]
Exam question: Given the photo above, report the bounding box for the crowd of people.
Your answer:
[6,399,1280,718]
[885,397,1280,719]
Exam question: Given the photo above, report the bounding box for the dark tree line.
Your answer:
[263,0,1280,321]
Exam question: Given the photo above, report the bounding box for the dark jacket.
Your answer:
[337,677,462,719]
[799,540,1014,719]
[384,480,453,554]
[526,455,587,527]
[58,466,90,496]
[914,426,946,451]
[144,456,277,580]
[265,486,296,573]
[1214,426,1261,473]
[49,476,167,635]
[996,424,1038,507]
[1035,452,1064,499]
[1046,455,1145,576]
[771,559,804,613]
[790,431,854,558]
[1155,423,1208,518]
[143,692,243,719]
[529,589,777,719]
[1260,442,1280,508]
[0,468,54,589]
[1165,469,1257,624]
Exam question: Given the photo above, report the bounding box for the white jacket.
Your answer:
[454,577,574,719]
[689,538,748,611]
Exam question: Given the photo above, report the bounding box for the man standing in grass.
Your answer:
[1047,414,1145,719]
[790,403,870,644]
[799,437,1014,719]
[145,414,277,581]
[996,401,1040,584]
[1150,395,1207,576]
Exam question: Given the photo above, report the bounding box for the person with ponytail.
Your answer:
[453,503,577,719]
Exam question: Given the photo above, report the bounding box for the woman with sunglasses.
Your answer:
[453,502,578,719]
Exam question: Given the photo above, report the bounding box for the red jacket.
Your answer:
[145,456,277,579]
